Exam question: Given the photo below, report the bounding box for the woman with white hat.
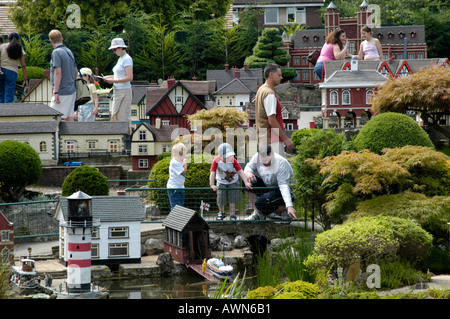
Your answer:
[75,67,99,122]
[103,38,133,132]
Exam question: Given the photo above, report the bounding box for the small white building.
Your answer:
[55,196,145,266]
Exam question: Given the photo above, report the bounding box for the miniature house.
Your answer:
[55,196,145,266]
[163,205,211,265]
[0,212,14,265]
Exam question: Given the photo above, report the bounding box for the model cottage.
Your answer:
[55,195,145,266]
[163,205,211,265]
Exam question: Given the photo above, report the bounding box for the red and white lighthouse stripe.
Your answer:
[67,230,92,293]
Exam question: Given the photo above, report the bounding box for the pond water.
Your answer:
[98,271,256,299]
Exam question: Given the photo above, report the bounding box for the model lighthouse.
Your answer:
[63,191,97,294]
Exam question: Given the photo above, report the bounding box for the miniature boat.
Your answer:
[10,258,38,295]
[207,258,233,280]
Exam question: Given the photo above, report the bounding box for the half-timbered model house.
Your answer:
[163,205,211,265]
[145,77,216,130]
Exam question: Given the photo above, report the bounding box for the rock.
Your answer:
[144,238,164,256]
[156,252,175,276]
[209,232,233,251]
[234,235,248,248]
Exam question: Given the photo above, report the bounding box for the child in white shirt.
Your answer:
[167,143,187,210]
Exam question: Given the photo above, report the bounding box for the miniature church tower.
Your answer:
[62,191,98,294]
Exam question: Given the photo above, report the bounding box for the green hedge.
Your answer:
[61,166,109,197]
[349,191,450,244]
[304,216,433,280]
[353,112,434,154]
[17,66,46,82]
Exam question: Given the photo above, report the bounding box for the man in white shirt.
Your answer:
[244,144,297,221]
[255,63,294,157]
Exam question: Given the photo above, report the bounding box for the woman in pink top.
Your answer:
[314,29,352,80]
[357,26,383,60]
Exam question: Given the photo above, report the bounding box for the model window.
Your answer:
[109,243,129,257]
[265,8,278,24]
[342,90,351,105]
[330,91,339,105]
[39,141,47,152]
[109,227,129,238]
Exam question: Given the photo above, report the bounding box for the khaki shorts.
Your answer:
[217,181,242,206]
[50,92,76,119]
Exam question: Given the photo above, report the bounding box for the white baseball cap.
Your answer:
[108,38,127,50]
[218,143,235,158]
[80,67,93,75]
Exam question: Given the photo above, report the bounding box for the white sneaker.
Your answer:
[245,210,265,220]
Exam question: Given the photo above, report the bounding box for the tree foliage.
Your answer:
[349,191,450,244]
[0,141,42,202]
[371,67,450,139]
[316,146,450,218]
[292,129,348,229]
[244,28,290,69]
[61,166,109,197]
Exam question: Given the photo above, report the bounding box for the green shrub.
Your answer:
[61,166,109,196]
[379,260,431,290]
[17,66,46,82]
[274,292,307,299]
[349,191,450,244]
[276,280,321,299]
[292,129,348,229]
[375,216,433,263]
[246,286,277,299]
[304,217,400,280]
[148,154,216,213]
[291,128,319,148]
[353,112,434,154]
[0,140,42,202]
[382,146,450,196]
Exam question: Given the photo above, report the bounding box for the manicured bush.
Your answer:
[275,280,321,299]
[274,292,307,299]
[304,217,399,281]
[353,112,434,154]
[246,286,277,299]
[349,191,450,244]
[17,66,46,82]
[375,216,433,263]
[0,140,42,202]
[61,166,109,196]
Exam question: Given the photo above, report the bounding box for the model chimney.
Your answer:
[351,56,358,71]
[167,76,176,89]
[155,117,161,129]
[234,67,240,79]
[225,64,229,72]
[244,64,248,71]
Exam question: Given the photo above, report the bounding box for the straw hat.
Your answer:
[108,38,127,50]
